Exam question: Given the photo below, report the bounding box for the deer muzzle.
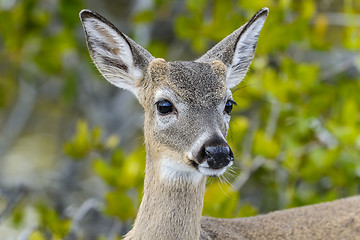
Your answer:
[204,145,234,169]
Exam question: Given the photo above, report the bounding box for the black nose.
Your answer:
[204,145,234,169]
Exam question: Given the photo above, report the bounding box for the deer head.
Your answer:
[80,8,268,183]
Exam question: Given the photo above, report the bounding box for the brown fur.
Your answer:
[125,154,206,240]
[201,196,360,239]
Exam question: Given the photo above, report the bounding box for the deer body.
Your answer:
[201,196,360,239]
[80,8,360,240]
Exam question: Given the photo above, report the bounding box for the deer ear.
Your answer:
[197,8,268,89]
[80,10,154,96]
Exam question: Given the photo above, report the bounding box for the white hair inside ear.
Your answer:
[226,13,267,89]
[80,10,154,97]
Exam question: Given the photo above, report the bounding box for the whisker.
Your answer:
[217,177,231,198]
[207,176,215,185]
[225,174,232,185]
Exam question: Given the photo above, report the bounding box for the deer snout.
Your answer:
[192,136,234,176]
[204,145,234,169]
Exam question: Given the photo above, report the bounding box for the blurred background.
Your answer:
[0,0,360,239]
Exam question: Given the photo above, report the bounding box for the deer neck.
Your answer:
[125,151,206,240]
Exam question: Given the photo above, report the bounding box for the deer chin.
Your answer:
[198,161,233,177]
[159,158,204,184]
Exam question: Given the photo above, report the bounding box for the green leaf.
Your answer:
[105,191,136,221]
[133,10,154,23]
[203,183,240,218]
[64,120,91,159]
[253,131,280,159]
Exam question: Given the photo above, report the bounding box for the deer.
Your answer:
[79,7,360,240]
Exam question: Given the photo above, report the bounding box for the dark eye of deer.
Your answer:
[224,100,235,114]
[156,100,174,115]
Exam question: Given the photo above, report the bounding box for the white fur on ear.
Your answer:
[80,10,149,96]
[226,10,268,89]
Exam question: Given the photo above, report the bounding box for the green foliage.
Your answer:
[203,183,258,218]
[28,231,46,240]
[38,120,144,237]
[104,190,136,221]
[253,130,280,158]
[93,148,146,221]
[0,0,86,107]
[36,204,71,238]
[93,149,145,190]
[64,120,104,159]
[64,120,145,222]
[133,10,155,23]
[9,203,25,227]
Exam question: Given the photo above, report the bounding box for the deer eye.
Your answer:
[224,100,235,114]
[156,99,174,115]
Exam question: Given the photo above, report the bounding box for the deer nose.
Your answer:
[204,145,234,169]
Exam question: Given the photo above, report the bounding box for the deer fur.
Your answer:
[80,8,360,240]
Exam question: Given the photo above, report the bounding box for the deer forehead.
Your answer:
[146,58,228,105]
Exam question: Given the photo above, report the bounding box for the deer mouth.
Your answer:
[198,160,233,177]
[190,159,233,177]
